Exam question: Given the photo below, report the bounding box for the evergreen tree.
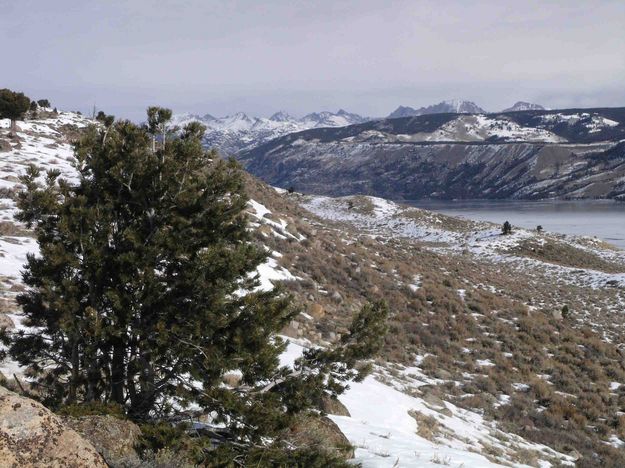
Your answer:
[147,106,173,152]
[1,107,388,460]
[37,99,51,108]
[28,101,39,118]
[95,110,115,129]
[502,221,512,235]
[0,88,31,136]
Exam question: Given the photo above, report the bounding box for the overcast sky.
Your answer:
[2,0,624,120]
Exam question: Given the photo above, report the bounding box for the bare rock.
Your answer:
[331,291,343,303]
[62,415,141,467]
[285,415,354,460]
[0,386,107,467]
[318,394,351,417]
[281,320,300,338]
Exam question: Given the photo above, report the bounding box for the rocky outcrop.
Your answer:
[0,386,107,467]
[318,394,351,417]
[285,415,354,460]
[62,415,142,467]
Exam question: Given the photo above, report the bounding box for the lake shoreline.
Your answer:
[406,199,625,249]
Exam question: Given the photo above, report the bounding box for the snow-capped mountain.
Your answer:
[502,101,546,112]
[171,109,370,155]
[388,100,486,118]
[240,106,625,201]
[299,109,368,127]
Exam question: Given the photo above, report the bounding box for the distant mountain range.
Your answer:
[388,100,486,118]
[238,107,625,200]
[171,109,369,155]
[387,100,546,118]
[173,100,548,154]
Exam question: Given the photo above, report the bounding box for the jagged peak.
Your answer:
[269,111,294,122]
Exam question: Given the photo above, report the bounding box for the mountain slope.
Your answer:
[388,100,486,118]
[3,112,625,465]
[171,109,370,155]
[240,107,625,200]
[245,181,625,466]
[503,101,546,112]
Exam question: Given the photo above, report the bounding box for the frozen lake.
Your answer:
[407,199,625,250]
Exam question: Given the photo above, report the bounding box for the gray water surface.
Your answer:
[406,199,625,250]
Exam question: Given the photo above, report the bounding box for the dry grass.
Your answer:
[511,238,625,273]
[0,221,32,237]
[244,176,625,466]
[409,410,444,441]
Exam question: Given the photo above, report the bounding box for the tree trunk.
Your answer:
[68,337,80,403]
[111,339,126,404]
[129,351,156,419]
[9,119,17,137]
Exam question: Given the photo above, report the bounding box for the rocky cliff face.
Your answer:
[239,107,625,200]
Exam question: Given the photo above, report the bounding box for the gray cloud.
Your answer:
[3,0,624,120]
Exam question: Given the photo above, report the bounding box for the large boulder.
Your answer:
[318,394,351,417]
[0,386,107,467]
[62,415,142,467]
[285,415,354,460]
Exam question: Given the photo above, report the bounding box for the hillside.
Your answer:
[239,107,625,200]
[246,182,625,466]
[2,112,625,466]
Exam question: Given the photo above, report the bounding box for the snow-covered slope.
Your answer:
[282,340,574,467]
[171,109,370,155]
[388,100,486,118]
[394,114,564,143]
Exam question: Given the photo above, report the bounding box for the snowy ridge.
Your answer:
[539,112,619,133]
[503,102,546,112]
[388,100,486,119]
[303,196,462,244]
[393,114,564,143]
[171,109,370,155]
